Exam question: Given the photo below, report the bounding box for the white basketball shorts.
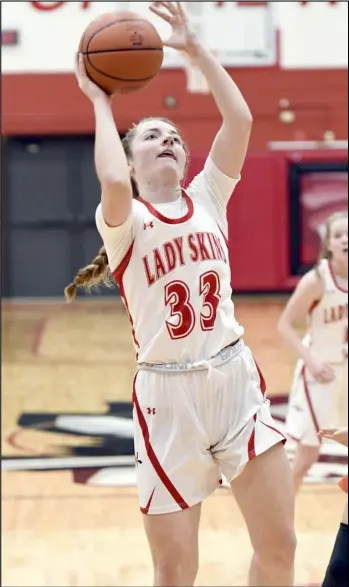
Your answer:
[132,341,286,515]
[285,359,348,447]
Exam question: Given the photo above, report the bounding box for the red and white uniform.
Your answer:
[286,259,348,447]
[97,158,285,514]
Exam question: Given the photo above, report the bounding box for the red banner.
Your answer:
[300,171,348,266]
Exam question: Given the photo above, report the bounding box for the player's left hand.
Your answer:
[149,2,201,59]
[319,427,348,447]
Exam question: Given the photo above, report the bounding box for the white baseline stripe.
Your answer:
[2,455,135,471]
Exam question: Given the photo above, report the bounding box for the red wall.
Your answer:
[2,68,348,291]
[188,148,347,292]
[2,67,348,150]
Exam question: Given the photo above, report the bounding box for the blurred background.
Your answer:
[1,2,348,586]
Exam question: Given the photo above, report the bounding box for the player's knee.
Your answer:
[293,449,318,476]
[293,459,312,478]
[154,550,199,586]
[255,528,297,569]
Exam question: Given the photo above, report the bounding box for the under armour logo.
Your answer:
[144,222,154,230]
[147,408,156,415]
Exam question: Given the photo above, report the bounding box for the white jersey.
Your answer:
[96,157,244,364]
[307,259,348,364]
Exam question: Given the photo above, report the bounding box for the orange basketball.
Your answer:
[79,11,164,95]
[339,474,348,494]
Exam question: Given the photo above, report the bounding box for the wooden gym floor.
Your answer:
[2,297,347,587]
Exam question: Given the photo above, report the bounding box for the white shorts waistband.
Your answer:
[138,339,244,373]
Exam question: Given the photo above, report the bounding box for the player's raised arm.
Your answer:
[150,1,252,180]
[75,54,133,228]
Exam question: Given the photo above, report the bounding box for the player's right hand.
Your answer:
[75,53,110,103]
[319,427,348,447]
[306,357,335,383]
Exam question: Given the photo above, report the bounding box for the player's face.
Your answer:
[130,119,187,187]
[328,218,348,262]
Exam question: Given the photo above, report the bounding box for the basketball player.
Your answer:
[66,3,296,586]
[278,211,348,493]
[319,427,348,587]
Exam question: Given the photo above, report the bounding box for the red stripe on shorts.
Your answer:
[133,376,189,511]
[254,360,267,397]
[140,488,156,514]
[248,414,257,460]
[260,420,286,444]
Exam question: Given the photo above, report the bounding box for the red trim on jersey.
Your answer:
[132,375,189,512]
[248,414,257,459]
[329,261,348,293]
[112,240,140,351]
[112,240,134,285]
[216,224,229,249]
[138,190,194,224]
[254,360,267,397]
[301,365,321,435]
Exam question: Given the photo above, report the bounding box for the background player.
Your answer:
[66,3,296,586]
[278,211,348,493]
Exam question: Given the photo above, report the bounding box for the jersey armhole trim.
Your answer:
[112,239,140,352]
[308,265,326,315]
[112,239,135,288]
[216,222,229,249]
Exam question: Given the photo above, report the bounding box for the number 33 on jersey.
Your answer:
[113,195,244,364]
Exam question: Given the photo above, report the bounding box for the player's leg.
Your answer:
[286,367,333,492]
[322,502,348,587]
[212,347,296,586]
[132,369,219,586]
[231,442,296,587]
[143,504,201,586]
[291,442,320,493]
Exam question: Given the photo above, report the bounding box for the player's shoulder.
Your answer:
[296,266,324,296]
[186,156,240,219]
[96,197,145,224]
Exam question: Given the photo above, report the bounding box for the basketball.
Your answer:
[79,11,164,95]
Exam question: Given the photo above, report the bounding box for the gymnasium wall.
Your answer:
[3,67,347,293]
[2,1,348,294]
[2,66,348,149]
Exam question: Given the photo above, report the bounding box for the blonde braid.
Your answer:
[64,246,113,302]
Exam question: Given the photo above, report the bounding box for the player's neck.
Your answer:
[138,180,182,204]
[331,259,348,280]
